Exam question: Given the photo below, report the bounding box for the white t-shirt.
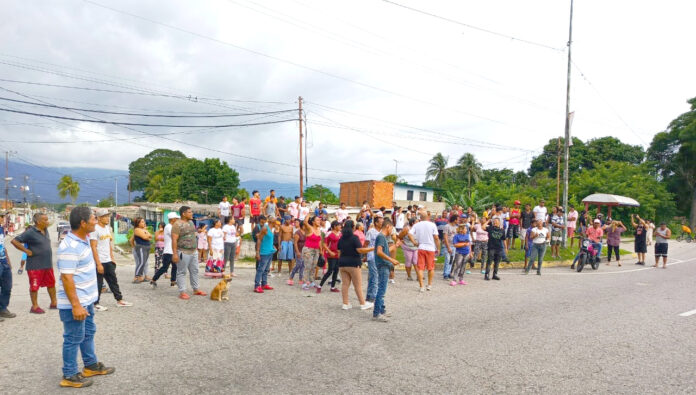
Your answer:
[299,206,309,220]
[222,224,237,244]
[410,220,438,252]
[219,201,231,216]
[533,206,547,222]
[567,210,578,229]
[335,208,349,223]
[288,202,299,218]
[89,224,113,263]
[207,228,225,250]
[163,223,173,254]
[531,227,549,244]
[395,213,405,229]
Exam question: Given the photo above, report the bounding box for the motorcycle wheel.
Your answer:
[591,258,599,270]
[577,255,585,272]
[687,236,693,244]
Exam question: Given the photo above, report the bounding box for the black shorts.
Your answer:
[507,224,519,239]
[251,215,260,225]
[654,242,668,257]
[235,218,244,227]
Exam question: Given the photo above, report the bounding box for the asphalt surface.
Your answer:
[1,227,695,394]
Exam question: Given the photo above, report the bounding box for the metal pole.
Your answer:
[115,177,118,207]
[562,0,574,248]
[298,96,304,198]
[4,152,8,210]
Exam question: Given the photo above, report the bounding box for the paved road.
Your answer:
[1,228,695,394]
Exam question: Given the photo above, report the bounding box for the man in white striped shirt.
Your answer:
[56,207,114,388]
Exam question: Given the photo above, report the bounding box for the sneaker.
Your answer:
[390,279,395,284]
[465,270,471,275]
[60,374,93,388]
[426,285,432,291]
[94,304,108,312]
[116,300,133,307]
[262,285,274,290]
[372,314,389,322]
[449,281,457,287]
[179,293,190,300]
[316,286,322,294]
[536,272,541,276]
[365,298,375,303]
[193,290,207,296]
[301,284,310,290]
[419,287,425,292]
[492,275,501,280]
[83,362,115,377]
[0,309,16,318]
[309,282,316,288]
[342,304,353,310]
[170,282,176,287]
[286,279,294,286]
[254,286,264,293]
[360,302,374,310]
[330,287,340,293]
[481,270,486,274]
[458,280,468,285]
[30,306,45,314]
[150,281,157,289]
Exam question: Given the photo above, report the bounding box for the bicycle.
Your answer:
[676,225,693,243]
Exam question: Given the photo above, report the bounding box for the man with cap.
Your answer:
[151,211,180,287]
[586,219,604,258]
[90,208,132,311]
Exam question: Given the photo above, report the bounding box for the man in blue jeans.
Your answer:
[0,214,16,321]
[57,207,114,388]
[254,215,276,293]
[365,216,383,302]
[373,219,400,322]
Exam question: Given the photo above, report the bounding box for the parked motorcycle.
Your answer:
[576,238,600,272]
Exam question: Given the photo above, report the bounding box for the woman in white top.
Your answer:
[222,217,238,276]
[207,220,225,271]
[525,220,550,275]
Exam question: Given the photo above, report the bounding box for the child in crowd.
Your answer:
[451,225,472,286]
[196,223,208,263]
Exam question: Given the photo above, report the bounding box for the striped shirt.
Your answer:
[56,232,98,309]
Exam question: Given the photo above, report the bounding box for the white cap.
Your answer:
[167,212,180,220]
[593,219,601,224]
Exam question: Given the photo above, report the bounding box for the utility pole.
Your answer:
[114,177,118,207]
[4,151,14,211]
[298,96,304,199]
[128,174,131,204]
[556,137,561,205]
[393,159,400,179]
[562,0,574,248]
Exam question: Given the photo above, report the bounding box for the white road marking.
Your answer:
[545,256,696,276]
[679,309,696,317]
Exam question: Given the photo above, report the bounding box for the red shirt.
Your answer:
[325,231,340,258]
[232,203,245,219]
[586,226,604,243]
[509,208,520,225]
[250,198,261,216]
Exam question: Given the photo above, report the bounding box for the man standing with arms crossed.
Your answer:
[12,212,57,313]
[90,209,132,311]
[57,206,114,388]
[410,210,440,292]
[172,206,207,300]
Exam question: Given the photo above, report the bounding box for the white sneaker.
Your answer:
[342,304,352,310]
[372,314,389,322]
[360,302,374,310]
[389,279,395,284]
[94,304,108,312]
[426,285,432,291]
[419,287,425,292]
[116,300,133,307]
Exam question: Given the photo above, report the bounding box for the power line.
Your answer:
[380,0,565,52]
[0,96,296,118]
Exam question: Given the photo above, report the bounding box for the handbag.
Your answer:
[317,254,326,268]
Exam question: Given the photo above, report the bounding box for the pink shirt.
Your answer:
[586,226,604,243]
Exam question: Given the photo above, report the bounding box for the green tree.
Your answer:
[97,196,116,207]
[57,175,80,204]
[382,174,406,183]
[457,153,483,197]
[425,152,450,187]
[304,184,338,204]
[236,188,250,201]
[647,96,696,229]
[128,149,187,191]
[529,137,586,178]
[179,158,240,203]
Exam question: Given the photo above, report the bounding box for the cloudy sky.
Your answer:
[0,0,694,188]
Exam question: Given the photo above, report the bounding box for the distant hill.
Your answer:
[2,161,337,204]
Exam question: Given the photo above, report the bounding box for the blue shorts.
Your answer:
[279,241,294,261]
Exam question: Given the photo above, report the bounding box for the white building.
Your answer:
[393,183,434,202]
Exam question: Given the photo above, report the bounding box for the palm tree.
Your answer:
[425,153,449,187]
[57,175,80,204]
[457,153,482,197]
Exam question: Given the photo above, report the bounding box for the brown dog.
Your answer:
[210,274,232,301]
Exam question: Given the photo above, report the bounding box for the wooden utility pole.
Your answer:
[128,174,131,204]
[562,0,574,248]
[298,96,304,198]
[556,137,561,205]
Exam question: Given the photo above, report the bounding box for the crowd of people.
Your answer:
[0,192,676,387]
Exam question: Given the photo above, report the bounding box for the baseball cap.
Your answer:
[593,219,601,224]
[167,212,180,220]
[514,200,521,205]
[95,208,110,217]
